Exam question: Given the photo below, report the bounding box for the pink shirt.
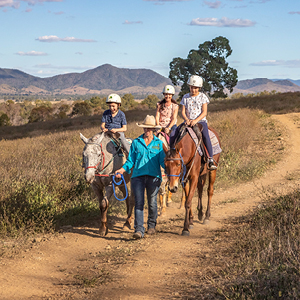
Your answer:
[157,102,178,127]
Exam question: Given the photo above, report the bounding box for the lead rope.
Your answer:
[112,173,128,201]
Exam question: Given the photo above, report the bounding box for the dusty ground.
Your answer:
[0,113,299,300]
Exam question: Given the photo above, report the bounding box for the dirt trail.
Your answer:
[0,113,300,300]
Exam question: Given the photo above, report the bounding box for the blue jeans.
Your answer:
[131,175,161,237]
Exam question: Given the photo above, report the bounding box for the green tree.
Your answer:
[0,113,11,126]
[88,96,106,109]
[121,94,137,111]
[28,106,53,123]
[141,94,160,109]
[72,101,92,116]
[169,36,238,98]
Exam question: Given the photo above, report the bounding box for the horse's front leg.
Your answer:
[204,169,217,224]
[98,185,113,236]
[182,179,197,236]
[197,174,207,222]
[119,184,134,230]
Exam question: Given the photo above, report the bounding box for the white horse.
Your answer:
[80,132,134,236]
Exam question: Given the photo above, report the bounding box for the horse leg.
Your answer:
[204,169,217,224]
[91,183,107,236]
[182,179,197,236]
[179,187,186,209]
[119,184,133,230]
[98,185,113,236]
[197,174,207,222]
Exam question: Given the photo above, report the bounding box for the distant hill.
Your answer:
[0,65,300,97]
[231,78,300,95]
[0,64,171,96]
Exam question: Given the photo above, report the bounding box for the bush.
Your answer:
[28,105,53,123]
[141,94,160,109]
[0,113,11,126]
[72,101,92,116]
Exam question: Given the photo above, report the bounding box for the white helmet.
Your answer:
[106,93,121,104]
[187,75,203,88]
[162,85,175,95]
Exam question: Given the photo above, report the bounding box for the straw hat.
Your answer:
[136,115,161,129]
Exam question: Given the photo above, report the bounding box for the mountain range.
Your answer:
[0,64,299,96]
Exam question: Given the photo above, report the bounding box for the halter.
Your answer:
[165,150,187,188]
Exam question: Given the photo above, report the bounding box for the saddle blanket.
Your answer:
[186,127,222,156]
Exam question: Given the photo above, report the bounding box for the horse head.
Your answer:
[164,147,184,193]
[80,132,105,184]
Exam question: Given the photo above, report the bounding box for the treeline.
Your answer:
[0,94,162,127]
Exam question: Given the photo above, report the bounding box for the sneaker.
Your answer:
[208,159,217,170]
[147,228,156,235]
[133,231,143,239]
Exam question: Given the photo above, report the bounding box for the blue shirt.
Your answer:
[122,134,165,180]
[101,109,127,130]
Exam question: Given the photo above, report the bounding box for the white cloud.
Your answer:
[189,17,256,27]
[36,35,96,42]
[203,1,222,9]
[16,50,48,56]
[250,60,300,68]
[123,20,143,24]
[0,0,62,8]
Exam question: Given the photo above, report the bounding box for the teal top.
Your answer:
[122,134,165,180]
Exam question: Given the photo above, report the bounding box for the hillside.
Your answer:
[1,65,300,97]
[0,64,171,95]
[231,78,300,94]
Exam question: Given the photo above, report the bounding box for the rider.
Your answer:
[155,84,179,138]
[180,75,217,170]
[101,93,131,155]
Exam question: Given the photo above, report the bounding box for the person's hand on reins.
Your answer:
[115,168,125,178]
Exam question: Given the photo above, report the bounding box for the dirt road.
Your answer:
[0,113,299,300]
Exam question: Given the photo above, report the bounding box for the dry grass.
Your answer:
[0,107,283,240]
[181,190,300,299]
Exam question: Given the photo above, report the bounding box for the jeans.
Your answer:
[198,121,213,158]
[131,175,161,236]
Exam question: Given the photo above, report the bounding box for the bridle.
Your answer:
[84,142,106,175]
[165,151,187,187]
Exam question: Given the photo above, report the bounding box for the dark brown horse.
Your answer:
[164,125,221,236]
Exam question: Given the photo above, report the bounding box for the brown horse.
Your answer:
[164,125,221,236]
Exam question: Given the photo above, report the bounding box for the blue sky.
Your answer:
[0,0,300,81]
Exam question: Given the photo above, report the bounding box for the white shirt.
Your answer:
[180,92,210,122]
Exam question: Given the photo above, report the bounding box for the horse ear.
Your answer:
[80,133,88,144]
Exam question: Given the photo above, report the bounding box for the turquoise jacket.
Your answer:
[122,134,165,180]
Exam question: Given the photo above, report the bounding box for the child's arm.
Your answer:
[190,103,208,127]
[101,122,108,132]
[155,104,160,125]
[110,125,127,133]
[181,105,191,125]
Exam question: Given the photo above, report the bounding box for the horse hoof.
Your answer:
[203,219,209,225]
[189,225,194,229]
[123,222,131,231]
[181,230,190,236]
[99,228,108,236]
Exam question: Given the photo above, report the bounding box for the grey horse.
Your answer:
[80,132,134,236]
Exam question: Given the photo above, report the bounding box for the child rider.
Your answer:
[101,93,131,154]
[180,75,217,170]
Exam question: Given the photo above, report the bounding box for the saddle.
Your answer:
[171,123,208,159]
[105,132,126,156]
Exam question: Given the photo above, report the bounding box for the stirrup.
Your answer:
[208,159,217,170]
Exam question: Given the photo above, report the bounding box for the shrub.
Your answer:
[0,113,11,126]
[72,101,92,116]
[28,105,53,123]
[141,94,160,109]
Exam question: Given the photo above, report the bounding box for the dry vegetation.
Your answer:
[0,92,299,298]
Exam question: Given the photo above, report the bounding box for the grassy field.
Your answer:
[0,105,283,239]
[0,92,299,297]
